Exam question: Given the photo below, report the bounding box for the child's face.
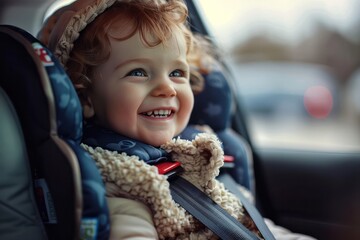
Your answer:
[86,26,194,146]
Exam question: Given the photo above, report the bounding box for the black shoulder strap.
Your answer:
[218,173,276,240]
[169,176,260,240]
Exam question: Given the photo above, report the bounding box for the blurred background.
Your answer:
[196,0,360,151]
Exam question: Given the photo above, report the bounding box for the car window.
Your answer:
[44,0,75,20]
[196,0,360,151]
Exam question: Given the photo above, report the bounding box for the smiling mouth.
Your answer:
[141,109,174,118]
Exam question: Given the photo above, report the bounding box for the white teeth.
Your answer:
[159,110,167,115]
[144,109,171,117]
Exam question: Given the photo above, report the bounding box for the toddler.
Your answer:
[39,0,259,238]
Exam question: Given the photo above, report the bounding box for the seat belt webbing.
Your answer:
[170,176,259,240]
[218,173,276,240]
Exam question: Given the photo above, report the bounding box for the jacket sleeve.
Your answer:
[107,197,159,240]
[264,218,317,240]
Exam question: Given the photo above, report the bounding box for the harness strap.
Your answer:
[218,173,276,240]
[169,176,259,240]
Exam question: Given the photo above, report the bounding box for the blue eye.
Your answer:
[169,70,184,78]
[126,69,147,77]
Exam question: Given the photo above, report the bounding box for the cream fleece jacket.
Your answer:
[82,133,260,239]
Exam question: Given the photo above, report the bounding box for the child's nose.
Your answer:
[151,79,177,97]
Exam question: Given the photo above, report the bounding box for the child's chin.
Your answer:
[144,135,173,147]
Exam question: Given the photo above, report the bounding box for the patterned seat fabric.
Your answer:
[0,25,110,240]
[180,70,255,193]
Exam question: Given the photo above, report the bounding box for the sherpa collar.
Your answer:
[81,130,262,239]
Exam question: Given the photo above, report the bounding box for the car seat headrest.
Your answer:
[33,32,83,142]
[189,70,232,131]
[0,25,82,143]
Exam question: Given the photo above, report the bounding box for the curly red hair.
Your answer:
[66,0,193,101]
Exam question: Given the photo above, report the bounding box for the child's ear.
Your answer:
[82,95,95,119]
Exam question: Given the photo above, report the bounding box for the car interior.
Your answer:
[0,0,359,240]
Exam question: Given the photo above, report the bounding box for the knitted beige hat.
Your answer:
[38,0,117,66]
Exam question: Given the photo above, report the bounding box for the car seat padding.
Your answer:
[0,25,110,240]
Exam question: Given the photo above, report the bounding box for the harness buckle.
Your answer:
[155,161,183,178]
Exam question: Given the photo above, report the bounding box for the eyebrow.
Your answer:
[114,58,150,70]
[114,58,189,71]
[173,59,189,69]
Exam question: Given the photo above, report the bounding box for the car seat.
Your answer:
[0,23,255,239]
[0,25,110,240]
[180,70,255,193]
